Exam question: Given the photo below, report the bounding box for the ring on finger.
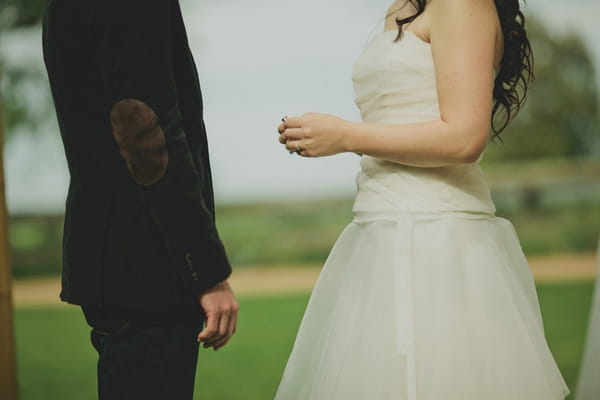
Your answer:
[279,116,288,136]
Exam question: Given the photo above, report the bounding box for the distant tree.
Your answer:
[0,0,49,140]
[0,3,45,391]
[485,18,600,161]
[0,0,45,30]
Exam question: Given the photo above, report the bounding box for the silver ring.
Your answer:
[280,116,288,136]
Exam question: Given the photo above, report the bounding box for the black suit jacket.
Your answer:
[42,0,231,316]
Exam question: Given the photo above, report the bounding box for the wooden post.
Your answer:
[0,84,19,399]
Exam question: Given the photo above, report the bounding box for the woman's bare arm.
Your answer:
[280,0,502,167]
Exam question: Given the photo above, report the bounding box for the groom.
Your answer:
[42,0,238,398]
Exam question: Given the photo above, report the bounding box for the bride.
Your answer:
[275,0,569,399]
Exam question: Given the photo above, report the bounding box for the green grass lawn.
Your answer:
[15,282,594,400]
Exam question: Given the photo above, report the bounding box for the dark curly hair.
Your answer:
[394,0,534,139]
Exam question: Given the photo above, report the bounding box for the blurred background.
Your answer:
[1,0,599,399]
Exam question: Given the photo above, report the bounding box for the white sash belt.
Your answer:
[354,176,495,400]
[362,177,418,400]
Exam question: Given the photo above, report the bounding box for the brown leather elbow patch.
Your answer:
[110,99,168,186]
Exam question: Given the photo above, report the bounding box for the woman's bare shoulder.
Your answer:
[428,0,498,21]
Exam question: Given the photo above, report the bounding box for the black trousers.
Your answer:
[82,307,203,400]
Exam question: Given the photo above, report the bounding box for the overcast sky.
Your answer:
[2,0,599,214]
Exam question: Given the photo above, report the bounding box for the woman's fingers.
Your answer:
[278,116,302,133]
[278,115,308,154]
[277,112,344,157]
[283,116,302,128]
[281,128,304,140]
[285,140,303,153]
[277,123,286,134]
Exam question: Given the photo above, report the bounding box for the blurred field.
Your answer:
[8,194,600,278]
[14,281,595,400]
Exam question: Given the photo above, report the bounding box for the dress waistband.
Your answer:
[353,210,496,224]
[352,170,496,217]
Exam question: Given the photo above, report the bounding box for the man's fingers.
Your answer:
[197,280,239,348]
[210,337,230,351]
[203,332,226,349]
[204,305,239,350]
[197,312,220,343]
[199,309,236,344]
[207,313,236,350]
[217,310,231,337]
[228,308,238,337]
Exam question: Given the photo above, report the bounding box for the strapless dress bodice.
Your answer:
[351,30,495,215]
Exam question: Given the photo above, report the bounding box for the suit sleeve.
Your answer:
[93,0,232,294]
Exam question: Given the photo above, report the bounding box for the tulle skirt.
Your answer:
[275,210,569,399]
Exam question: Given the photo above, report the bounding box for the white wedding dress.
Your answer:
[575,238,600,400]
[274,30,569,400]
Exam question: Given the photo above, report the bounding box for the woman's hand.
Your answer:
[277,113,351,157]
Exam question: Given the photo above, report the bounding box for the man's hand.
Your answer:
[197,280,239,351]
